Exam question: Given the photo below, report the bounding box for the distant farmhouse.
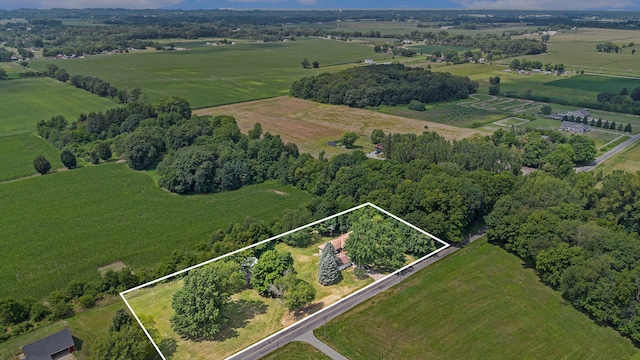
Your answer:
[318,232,352,271]
[560,121,591,134]
[21,328,75,360]
[548,108,590,121]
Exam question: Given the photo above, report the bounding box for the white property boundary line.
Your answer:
[119,202,451,360]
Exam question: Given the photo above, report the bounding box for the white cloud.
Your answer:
[14,0,185,9]
[453,0,639,9]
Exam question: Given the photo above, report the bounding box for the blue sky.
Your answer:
[1,0,640,10]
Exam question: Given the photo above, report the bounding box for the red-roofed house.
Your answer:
[318,232,352,271]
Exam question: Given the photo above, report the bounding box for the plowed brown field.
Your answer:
[194,97,487,156]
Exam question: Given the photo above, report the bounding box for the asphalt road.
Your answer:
[576,132,640,172]
[226,230,486,360]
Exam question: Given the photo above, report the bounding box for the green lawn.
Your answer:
[0,78,119,137]
[0,163,311,299]
[317,239,638,359]
[260,341,330,360]
[29,38,391,109]
[0,134,63,181]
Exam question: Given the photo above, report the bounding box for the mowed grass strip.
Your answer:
[29,38,391,109]
[260,341,330,360]
[316,239,638,359]
[0,163,311,299]
[0,78,119,137]
[0,134,63,181]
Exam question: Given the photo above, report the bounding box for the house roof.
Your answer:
[560,121,590,130]
[22,328,74,360]
[318,232,351,252]
[336,252,351,267]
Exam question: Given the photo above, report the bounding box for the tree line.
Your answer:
[290,64,478,108]
[486,170,640,342]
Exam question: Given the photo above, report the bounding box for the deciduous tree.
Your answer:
[33,155,51,174]
[170,261,243,340]
[60,149,76,169]
[340,131,358,149]
[251,250,296,297]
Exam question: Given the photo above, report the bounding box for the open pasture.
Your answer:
[317,239,638,359]
[29,38,390,109]
[505,28,640,77]
[0,163,310,299]
[0,134,63,181]
[0,78,119,137]
[195,97,488,157]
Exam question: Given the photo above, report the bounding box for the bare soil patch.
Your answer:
[272,190,286,195]
[98,261,127,275]
[195,97,483,156]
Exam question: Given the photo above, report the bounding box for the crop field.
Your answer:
[29,38,391,109]
[316,239,638,359]
[0,78,119,137]
[195,97,488,157]
[0,163,311,299]
[504,28,640,77]
[545,74,640,94]
[294,20,420,36]
[0,134,64,181]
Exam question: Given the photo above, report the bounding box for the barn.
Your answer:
[21,328,75,360]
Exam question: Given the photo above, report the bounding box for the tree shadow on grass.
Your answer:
[291,301,325,321]
[214,299,268,341]
[158,337,178,359]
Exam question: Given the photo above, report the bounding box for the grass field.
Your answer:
[0,163,311,299]
[0,78,119,137]
[260,341,329,360]
[316,238,638,359]
[29,38,391,109]
[379,103,506,128]
[0,134,64,181]
[195,97,489,157]
[597,141,640,173]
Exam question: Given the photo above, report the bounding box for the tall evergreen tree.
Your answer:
[318,242,340,286]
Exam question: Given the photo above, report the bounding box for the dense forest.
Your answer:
[290,64,478,108]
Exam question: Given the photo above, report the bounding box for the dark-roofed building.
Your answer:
[21,328,75,360]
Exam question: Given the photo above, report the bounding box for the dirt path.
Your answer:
[0,167,68,185]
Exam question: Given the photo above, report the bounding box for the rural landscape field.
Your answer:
[2,6,640,360]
